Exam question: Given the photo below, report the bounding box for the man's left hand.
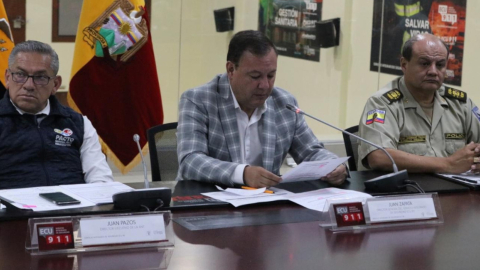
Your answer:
[321,164,347,185]
[470,143,480,173]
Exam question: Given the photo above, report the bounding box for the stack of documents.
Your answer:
[0,182,134,212]
[203,187,371,212]
[202,156,364,211]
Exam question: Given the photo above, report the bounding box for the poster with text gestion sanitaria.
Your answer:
[259,0,323,62]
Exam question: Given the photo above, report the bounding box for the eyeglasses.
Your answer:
[9,71,55,86]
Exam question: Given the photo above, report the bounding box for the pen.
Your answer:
[241,186,274,194]
[452,176,478,184]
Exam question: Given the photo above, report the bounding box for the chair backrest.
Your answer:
[342,125,359,171]
[147,122,178,181]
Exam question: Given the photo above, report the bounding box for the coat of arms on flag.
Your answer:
[69,0,163,174]
[82,0,147,62]
[0,0,14,98]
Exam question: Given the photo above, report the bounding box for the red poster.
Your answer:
[370,0,467,86]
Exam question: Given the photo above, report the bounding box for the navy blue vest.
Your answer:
[0,93,85,189]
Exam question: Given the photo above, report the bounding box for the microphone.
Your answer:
[112,134,172,210]
[286,104,408,192]
[134,134,149,189]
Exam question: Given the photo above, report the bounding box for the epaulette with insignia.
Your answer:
[382,89,403,104]
[443,87,467,102]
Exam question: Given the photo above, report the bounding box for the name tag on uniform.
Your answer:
[398,135,426,144]
[445,133,465,140]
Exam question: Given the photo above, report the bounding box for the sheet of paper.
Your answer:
[215,185,269,196]
[0,186,95,211]
[203,187,371,211]
[202,187,293,207]
[281,157,350,182]
[60,182,134,204]
[286,188,372,212]
[438,171,480,183]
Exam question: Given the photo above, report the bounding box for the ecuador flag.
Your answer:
[0,0,14,98]
[68,0,163,173]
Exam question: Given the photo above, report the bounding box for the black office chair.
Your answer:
[342,125,359,171]
[147,122,178,181]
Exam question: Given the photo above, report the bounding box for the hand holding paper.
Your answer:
[281,157,350,183]
[244,166,282,188]
[321,164,348,185]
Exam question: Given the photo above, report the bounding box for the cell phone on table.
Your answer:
[39,192,81,205]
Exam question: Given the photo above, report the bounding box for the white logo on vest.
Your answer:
[54,128,75,147]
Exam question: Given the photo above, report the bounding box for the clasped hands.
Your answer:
[448,142,480,174]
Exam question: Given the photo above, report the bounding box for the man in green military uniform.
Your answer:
[358,33,480,173]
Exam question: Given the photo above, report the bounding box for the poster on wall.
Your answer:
[370,0,466,86]
[258,0,323,62]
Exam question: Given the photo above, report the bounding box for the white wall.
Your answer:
[24,0,480,141]
[26,0,74,92]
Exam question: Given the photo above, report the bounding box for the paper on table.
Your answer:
[215,185,268,196]
[0,186,95,211]
[438,171,480,183]
[60,182,134,204]
[203,187,293,207]
[281,157,350,182]
[285,188,372,212]
[203,186,371,211]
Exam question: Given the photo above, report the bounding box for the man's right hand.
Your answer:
[243,166,282,188]
[445,142,479,173]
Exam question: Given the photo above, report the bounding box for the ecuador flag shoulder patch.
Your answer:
[366,109,386,125]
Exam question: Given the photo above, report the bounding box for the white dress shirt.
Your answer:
[11,99,114,183]
[229,87,267,184]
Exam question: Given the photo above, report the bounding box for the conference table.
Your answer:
[1,172,480,270]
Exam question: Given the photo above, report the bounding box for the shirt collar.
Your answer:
[10,99,50,116]
[229,85,268,115]
[399,77,448,109]
[398,77,418,109]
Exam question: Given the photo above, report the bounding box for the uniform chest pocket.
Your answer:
[445,140,465,155]
[398,143,427,156]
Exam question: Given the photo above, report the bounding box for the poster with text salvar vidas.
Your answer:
[370,0,466,86]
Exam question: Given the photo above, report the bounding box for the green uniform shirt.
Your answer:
[358,77,480,170]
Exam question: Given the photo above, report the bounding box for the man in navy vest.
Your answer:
[0,40,113,189]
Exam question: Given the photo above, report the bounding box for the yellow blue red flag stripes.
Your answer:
[366,109,385,125]
[0,0,13,98]
[68,0,163,173]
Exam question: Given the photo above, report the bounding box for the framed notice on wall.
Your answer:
[52,0,152,42]
[370,0,467,86]
[258,0,323,62]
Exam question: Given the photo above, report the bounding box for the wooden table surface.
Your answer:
[2,191,480,270]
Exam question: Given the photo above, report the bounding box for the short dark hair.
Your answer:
[402,34,449,61]
[9,40,59,75]
[227,30,277,67]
